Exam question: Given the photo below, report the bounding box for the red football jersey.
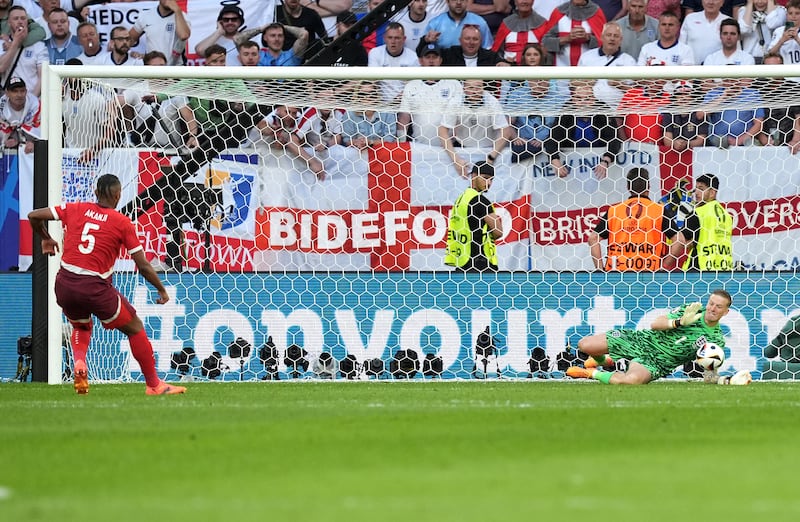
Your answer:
[52,202,143,278]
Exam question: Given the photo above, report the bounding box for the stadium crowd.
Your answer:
[3,0,799,161]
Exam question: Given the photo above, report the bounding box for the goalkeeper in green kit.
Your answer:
[567,289,750,385]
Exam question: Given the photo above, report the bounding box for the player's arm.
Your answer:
[131,250,169,304]
[704,369,753,385]
[27,207,59,255]
[587,230,603,270]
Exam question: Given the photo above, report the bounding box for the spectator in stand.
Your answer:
[618,61,671,143]
[143,50,167,66]
[339,82,396,151]
[0,6,48,98]
[236,40,260,66]
[704,18,756,64]
[397,0,431,53]
[35,0,76,39]
[638,11,695,65]
[740,0,782,62]
[296,106,344,156]
[258,104,327,180]
[662,80,709,152]
[499,42,549,101]
[0,0,45,48]
[301,0,354,19]
[491,0,549,64]
[275,0,327,62]
[257,23,309,67]
[423,0,493,49]
[0,76,40,153]
[680,0,728,63]
[75,21,102,64]
[45,7,81,65]
[95,26,143,66]
[768,0,800,70]
[578,21,636,109]
[130,0,191,66]
[683,0,745,18]
[503,73,569,171]
[588,167,677,271]
[595,0,629,21]
[439,79,512,177]
[757,53,800,149]
[703,77,766,147]
[329,11,368,66]
[617,0,658,59]
[543,0,607,67]
[441,23,506,65]
[547,79,623,178]
[398,42,462,144]
[194,5,246,66]
[467,0,513,35]
[368,22,418,104]
[62,58,119,163]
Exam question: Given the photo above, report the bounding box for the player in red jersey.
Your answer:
[28,174,186,396]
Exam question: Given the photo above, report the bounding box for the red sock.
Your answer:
[70,326,91,366]
[128,329,160,387]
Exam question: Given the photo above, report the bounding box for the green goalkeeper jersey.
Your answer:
[605,304,726,379]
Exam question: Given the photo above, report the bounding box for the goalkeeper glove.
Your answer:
[679,302,703,327]
[716,370,753,386]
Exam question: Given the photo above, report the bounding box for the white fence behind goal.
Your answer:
[36,64,800,383]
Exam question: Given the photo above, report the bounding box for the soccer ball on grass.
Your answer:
[696,342,725,371]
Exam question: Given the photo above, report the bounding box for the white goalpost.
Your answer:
[36,63,800,384]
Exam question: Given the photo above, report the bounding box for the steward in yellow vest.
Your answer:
[588,168,677,271]
[444,161,503,271]
[669,173,734,271]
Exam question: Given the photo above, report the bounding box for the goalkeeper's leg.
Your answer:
[567,362,652,385]
[576,334,614,368]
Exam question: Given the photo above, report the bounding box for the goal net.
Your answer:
[34,64,800,383]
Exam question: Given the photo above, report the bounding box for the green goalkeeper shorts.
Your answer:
[605,329,676,380]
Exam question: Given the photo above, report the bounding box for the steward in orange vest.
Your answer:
[588,168,678,271]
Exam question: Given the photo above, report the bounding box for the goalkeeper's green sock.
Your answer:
[593,371,613,384]
[592,355,609,366]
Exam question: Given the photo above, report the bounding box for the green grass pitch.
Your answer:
[1,381,798,522]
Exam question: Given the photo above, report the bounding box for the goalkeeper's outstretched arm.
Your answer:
[703,369,753,385]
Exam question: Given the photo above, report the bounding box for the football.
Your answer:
[696,342,725,371]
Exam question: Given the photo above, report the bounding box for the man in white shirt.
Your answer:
[0,6,48,97]
[704,18,756,64]
[398,43,462,145]
[95,26,144,66]
[679,0,728,63]
[578,21,637,108]
[75,21,102,64]
[129,0,191,66]
[368,22,419,103]
[638,11,695,65]
[0,76,40,153]
[397,0,430,52]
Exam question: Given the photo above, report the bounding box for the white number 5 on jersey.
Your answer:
[78,223,100,254]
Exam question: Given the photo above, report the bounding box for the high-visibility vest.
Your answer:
[605,197,666,271]
[444,188,498,268]
[683,200,733,271]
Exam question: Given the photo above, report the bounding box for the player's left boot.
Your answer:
[73,360,89,395]
[145,381,186,395]
[566,367,593,379]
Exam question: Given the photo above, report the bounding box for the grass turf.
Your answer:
[1,381,798,522]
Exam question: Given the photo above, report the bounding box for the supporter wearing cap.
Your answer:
[417,41,442,62]
[329,10,368,66]
[637,11,695,65]
[0,74,41,154]
[195,4,245,66]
